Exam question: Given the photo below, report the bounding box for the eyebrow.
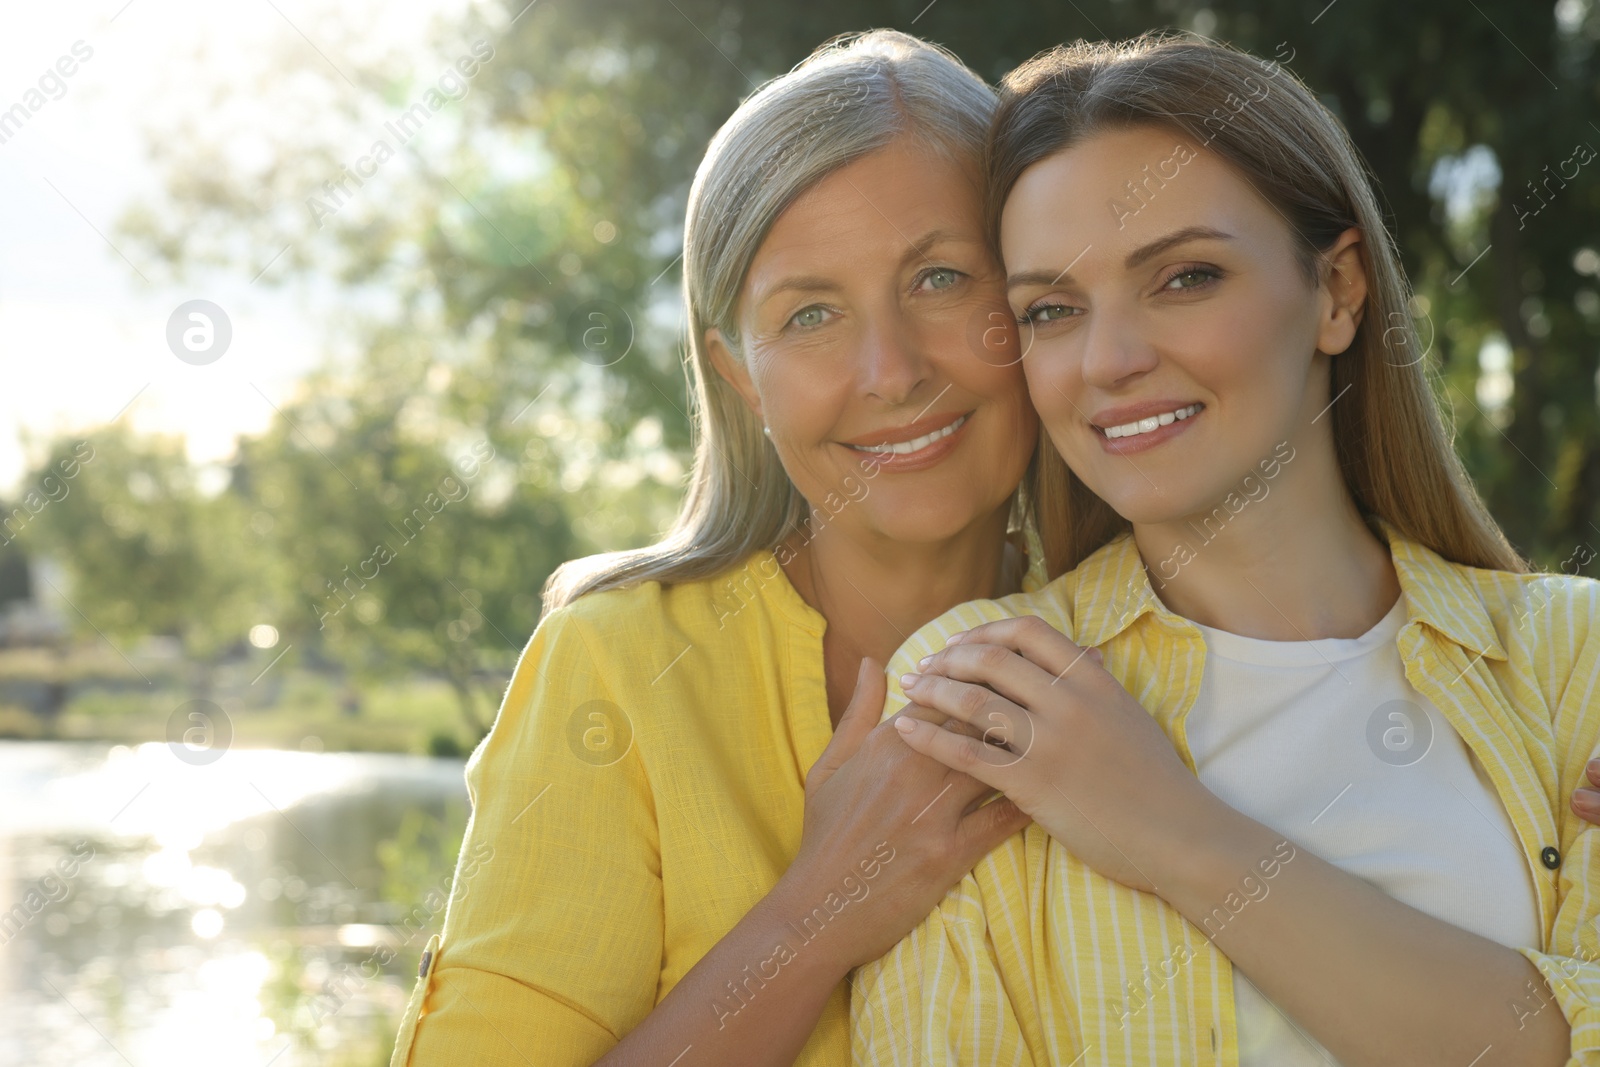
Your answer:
[1006,226,1235,290]
[755,228,972,307]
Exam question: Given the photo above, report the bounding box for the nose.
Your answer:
[1079,303,1159,390]
[858,310,929,406]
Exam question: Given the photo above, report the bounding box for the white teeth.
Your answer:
[1102,404,1201,439]
[852,413,968,455]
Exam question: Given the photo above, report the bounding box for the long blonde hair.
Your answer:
[544,30,1002,611]
[986,32,1526,577]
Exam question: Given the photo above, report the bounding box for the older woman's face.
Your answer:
[711,137,1037,549]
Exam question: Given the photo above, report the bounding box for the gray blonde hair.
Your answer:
[544,29,1000,611]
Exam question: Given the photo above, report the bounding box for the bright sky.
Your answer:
[0,0,480,495]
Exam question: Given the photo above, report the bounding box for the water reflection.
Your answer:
[0,741,468,1066]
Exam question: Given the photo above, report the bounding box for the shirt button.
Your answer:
[1541,846,1561,870]
[418,949,434,977]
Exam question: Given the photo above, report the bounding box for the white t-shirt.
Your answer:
[1182,591,1542,1065]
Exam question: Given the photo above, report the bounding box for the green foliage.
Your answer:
[19,427,281,664]
[230,326,578,735]
[376,801,469,913]
[14,0,1600,725]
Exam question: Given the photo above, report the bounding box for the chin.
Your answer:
[867,500,998,546]
[1082,483,1179,526]
[1116,483,1254,529]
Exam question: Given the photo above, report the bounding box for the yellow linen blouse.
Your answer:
[390,538,1047,1067]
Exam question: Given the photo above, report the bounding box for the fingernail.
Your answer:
[900,673,919,689]
[917,656,933,669]
[946,632,966,645]
[1589,757,1600,777]
[894,716,918,734]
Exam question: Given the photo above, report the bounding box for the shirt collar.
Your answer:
[1068,518,1508,662]
[1375,518,1508,661]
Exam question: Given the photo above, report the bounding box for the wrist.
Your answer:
[1151,791,1287,921]
[756,869,858,983]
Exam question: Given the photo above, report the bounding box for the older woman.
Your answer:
[388,30,1043,1067]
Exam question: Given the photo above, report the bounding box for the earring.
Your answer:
[762,425,771,437]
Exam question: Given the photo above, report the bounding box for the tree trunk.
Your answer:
[444,661,487,740]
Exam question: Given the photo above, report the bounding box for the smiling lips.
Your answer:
[1096,403,1203,439]
[844,411,971,455]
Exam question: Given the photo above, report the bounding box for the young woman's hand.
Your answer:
[891,616,1221,895]
[1573,758,1600,823]
[778,656,1033,972]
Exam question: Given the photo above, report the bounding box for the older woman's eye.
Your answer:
[917,267,962,291]
[789,305,832,329]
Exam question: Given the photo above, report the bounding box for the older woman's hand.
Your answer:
[891,616,1227,896]
[782,656,1033,972]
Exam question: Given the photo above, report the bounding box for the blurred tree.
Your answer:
[231,325,577,738]
[21,427,280,692]
[0,538,30,608]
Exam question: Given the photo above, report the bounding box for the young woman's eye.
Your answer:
[916,267,963,292]
[788,305,833,329]
[1160,266,1222,292]
[1019,302,1079,325]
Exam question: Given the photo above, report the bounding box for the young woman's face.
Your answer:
[711,136,1037,547]
[1000,124,1362,526]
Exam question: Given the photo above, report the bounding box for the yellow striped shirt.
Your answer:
[853,523,1600,1066]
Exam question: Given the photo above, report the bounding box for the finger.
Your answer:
[958,793,1032,857]
[807,657,885,788]
[895,758,1003,827]
[902,675,1024,751]
[1573,785,1600,823]
[889,699,956,730]
[1588,757,1600,788]
[943,616,1093,682]
[893,712,1016,789]
[891,697,991,742]
[888,703,1008,805]
[909,641,1058,717]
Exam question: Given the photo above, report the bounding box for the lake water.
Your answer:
[0,741,470,1067]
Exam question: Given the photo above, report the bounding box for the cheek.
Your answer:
[929,314,1036,420]
[983,365,1041,466]
[1019,340,1079,433]
[1220,286,1326,411]
[974,359,1032,412]
[750,347,843,437]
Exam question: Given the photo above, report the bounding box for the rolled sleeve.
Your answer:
[391,606,663,1066]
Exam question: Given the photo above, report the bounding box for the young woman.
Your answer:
[390,30,1047,1067]
[854,33,1600,1067]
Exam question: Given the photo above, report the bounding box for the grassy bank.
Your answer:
[0,645,494,756]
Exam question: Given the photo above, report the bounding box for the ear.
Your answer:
[705,328,764,422]
[1316,227,1368,357]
